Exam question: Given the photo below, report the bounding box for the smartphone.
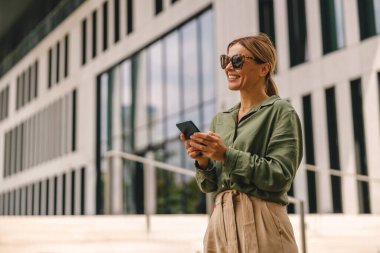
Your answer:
[176,120,200,139]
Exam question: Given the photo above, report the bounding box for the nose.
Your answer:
[225,61,234,71]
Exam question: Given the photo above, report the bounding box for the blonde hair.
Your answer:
[227,33,278,96]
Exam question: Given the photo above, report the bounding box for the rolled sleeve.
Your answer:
[195,160,217,193]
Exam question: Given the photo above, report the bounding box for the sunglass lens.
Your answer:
[231,55,244,69]
[220,55,229,69]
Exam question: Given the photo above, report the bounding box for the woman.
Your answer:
[181,33,303,253]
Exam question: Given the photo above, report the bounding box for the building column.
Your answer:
[343,0,360,46]
[274,0,290,74]
[111,66,123,215]
[304,0,322,61]
[312,89,333,213]
[144,152,156,215]
[362,72,380,214]
[336,80,358,214]
[291,96,309,213]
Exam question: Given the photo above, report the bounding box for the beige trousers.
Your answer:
[204,190,298,253]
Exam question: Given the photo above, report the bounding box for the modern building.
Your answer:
[0,0,380,216]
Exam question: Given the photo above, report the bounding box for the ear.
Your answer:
[259,63,270,78]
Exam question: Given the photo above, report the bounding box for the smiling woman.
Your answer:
[180,33,303,253]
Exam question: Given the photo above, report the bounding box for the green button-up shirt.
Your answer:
[195,95,303,205]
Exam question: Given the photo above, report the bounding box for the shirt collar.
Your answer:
[223,95,280,113]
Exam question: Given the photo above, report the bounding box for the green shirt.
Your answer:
[195,95,303,205]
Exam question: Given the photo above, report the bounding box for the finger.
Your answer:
[192,132,219,142]
[190,141,208,151]
[180,133,186,141]
[191,135,219,146]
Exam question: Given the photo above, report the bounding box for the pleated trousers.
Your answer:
[204,190,298,253]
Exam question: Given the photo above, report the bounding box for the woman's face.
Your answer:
[225,43,266,92]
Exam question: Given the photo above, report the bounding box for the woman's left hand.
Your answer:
[190,131,228,162]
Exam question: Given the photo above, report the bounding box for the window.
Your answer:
[302,94,318,213]
[64,35,69,78]
[103,1,109,51]
[38,181,42,215]
[46,179,50,215]
[114,0,120,42]
[81,19,87,65]
[155,0,163,15]
[71,170,76,215]
[56,42,60,84]
[62,174,66,215]
[34,61,38,97]
[48,48,53,87]
[97,9,215,214]
[80,167,86,215]
[54,176,58,215]
[357,0,380,40]
[350,78,371,213]
[126,0,133,34]
[259,0,276,46]
[287,0,308,66]
[72,90,77,152]
[325,86,343,213]
[320,0,345,54]
[92,11,97,58]
[0,86,9,122]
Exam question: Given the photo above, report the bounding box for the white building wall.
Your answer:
[0,0,380,215]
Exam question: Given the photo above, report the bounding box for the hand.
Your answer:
[190,131,227,162]
[180,133,209,167]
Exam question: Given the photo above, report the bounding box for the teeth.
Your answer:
[228,75,240,79]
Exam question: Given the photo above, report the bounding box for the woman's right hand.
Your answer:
[180,133,209,169]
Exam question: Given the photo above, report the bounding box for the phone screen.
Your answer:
[176,121,200,139]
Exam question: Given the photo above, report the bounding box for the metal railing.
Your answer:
[104,150,307,253]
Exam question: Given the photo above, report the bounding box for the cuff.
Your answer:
[224,147,240,174]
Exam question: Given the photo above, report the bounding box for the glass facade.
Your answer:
[287,0,308,66]
[259,0,276,46]
[320,0,345,54]
[350,79,371,213]
[325,86,343,213]
[302,94,318,213]
[97,9,214,214]
[357,0,380,40]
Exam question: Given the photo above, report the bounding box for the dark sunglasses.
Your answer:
[220,54,264,69]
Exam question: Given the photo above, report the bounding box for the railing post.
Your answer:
[144,152,156,233]
[104,155,112,214]
[300,200,307,253]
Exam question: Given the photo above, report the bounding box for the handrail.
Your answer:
[304,164,380,183]
[104,150,307,253]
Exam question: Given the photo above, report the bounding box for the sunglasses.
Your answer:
[220,54,264,69]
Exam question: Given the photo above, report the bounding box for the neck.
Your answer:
[239,88,269,115]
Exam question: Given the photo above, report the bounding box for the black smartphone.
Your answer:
[176,120,200,139]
